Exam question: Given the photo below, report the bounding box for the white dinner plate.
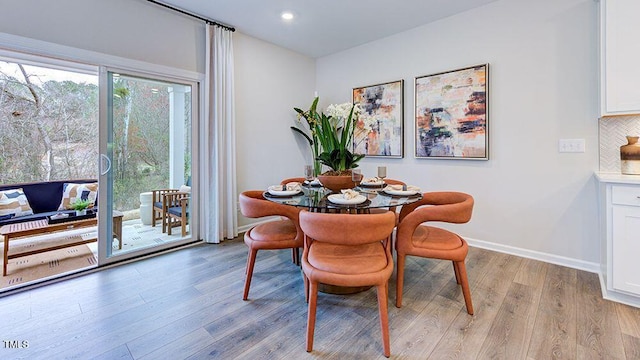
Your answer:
[267,189,301,196]
[327,194,367,205]
[383,189,420,196]
[360,180,385,187]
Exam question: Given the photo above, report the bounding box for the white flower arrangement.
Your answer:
[293,97,365,174]
[326,102,362,121]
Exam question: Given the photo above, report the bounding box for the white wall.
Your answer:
[0,0,204,73]
[234,33,316,227]
[317,0,600,267]
[0,0,602,267]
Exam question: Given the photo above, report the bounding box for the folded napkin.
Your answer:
[384,184,420,192]
[268,182,302,192]
[340,189,360,200]
[363,177,382,184]
[268,185,283,192]
[285,182,302,191]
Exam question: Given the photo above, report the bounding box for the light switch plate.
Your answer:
[559,139,585,153]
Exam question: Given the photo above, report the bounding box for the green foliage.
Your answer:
[71,199,92,210]
[292,97,363,173]
[317,149,364,173]
[113,86,130,99]
[292,96,322,175]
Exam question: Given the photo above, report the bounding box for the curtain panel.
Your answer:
[203,25,237,243]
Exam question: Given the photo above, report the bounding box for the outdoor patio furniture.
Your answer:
[165,192,190,237]
[0,180,97,227]
[151,189,181,233]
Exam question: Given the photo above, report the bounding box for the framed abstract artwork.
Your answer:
[352,80,404,158]
[414,64,488,160]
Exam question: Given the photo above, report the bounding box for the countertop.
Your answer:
[595,172,640,184]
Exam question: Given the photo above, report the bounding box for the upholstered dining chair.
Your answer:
[395,191,475,315]
[239,190,304,300]
[278,177,305,263]
[280,177,305,185]
[299,210,396,357]
[382,178,406,186]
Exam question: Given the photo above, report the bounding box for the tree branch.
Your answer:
[1,88,36,104]
[18,64,41,107]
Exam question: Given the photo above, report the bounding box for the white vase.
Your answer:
[75,209,87,216]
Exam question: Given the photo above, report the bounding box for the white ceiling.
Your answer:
[157,0,500,58]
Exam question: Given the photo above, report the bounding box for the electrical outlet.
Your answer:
[558,139,585,153]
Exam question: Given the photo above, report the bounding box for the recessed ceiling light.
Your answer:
[281,12,294,21]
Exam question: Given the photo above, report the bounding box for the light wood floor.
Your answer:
[1,237,639,359]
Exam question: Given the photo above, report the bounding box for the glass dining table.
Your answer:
[262,182,422,294]
[263,184,423,213]
[263,183,422,294]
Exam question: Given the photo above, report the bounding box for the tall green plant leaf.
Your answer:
[290,126,313,146]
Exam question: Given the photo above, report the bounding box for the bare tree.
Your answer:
[17,64,55,180]
[0,63,98,184]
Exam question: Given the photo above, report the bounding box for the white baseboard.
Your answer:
[237,217,279,234]
[234,226,640,307]
[466,238,640,306]
[465,237,600,274]
[238,224,253,234]
[236,225,602,275]
[598,273,640,308]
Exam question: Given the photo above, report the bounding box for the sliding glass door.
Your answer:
[99,69,197,263]
[0,52,200,291]
[0,55,100,291]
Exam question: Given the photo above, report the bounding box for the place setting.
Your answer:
[323,171,372,208]
[355,166,384,188]
[302,164,323,188]
[359,166,387,188]
[261,165,422,210]
[326,189,370,207]
[379,184,421,197]
[264,182,304,198]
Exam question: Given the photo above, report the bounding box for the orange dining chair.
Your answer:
[279,177,305,262]
[280,177,305,185]
[395,191,475,314]
[239,190,304,300]
[382,178,406,186]
[299,210,396,357]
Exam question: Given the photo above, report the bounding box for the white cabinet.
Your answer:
[600,0,640,116]
[610,186,640,294]
[597,173,640,307]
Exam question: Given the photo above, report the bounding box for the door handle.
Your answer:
[100,154,111,175]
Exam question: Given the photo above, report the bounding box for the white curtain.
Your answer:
[203,25,237,243]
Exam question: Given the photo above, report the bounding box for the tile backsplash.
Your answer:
[599,115,640,172]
